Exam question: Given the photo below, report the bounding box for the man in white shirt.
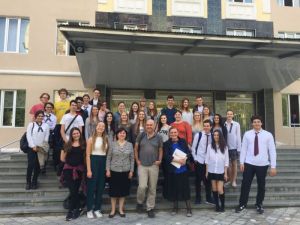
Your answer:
[60,100,84,143]
[224,110,241,187]
[235,115,277,214]
[192,96,205,114]
[191,119,214,205]
[89,88,101,107]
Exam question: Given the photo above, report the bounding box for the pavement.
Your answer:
[1,207,300,225]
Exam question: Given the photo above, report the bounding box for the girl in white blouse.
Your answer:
[205,130,229,212]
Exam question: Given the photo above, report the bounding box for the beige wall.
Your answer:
[271,0,300,35]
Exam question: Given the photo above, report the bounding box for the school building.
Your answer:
[0,0,300,149]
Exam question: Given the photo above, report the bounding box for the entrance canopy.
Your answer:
[60,25,300,91]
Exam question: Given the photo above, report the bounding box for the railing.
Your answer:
[0,139,20,153]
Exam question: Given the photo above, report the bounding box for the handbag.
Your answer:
[20,123,35,153]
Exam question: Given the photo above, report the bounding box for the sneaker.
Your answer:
[94,210,103,218]
[72,209,81,219]
[231,181,237,188]
[66,211,73,221]
[235,205,246,213]
[147,209,155,218]
[186,210,192,217]
[136,204,143,213]
[255,204,264,214]
[87,210,94,219]
[205,199,215,205]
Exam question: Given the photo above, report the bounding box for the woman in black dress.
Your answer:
[163,127,192,217]
[60,127,85,221]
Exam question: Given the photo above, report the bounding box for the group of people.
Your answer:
[25,88,277,221]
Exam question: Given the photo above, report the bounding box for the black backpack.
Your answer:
[20,123,35,153]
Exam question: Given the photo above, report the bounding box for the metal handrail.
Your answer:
[0,139,20,153]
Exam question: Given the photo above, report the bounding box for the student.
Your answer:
[212,114,227,141]
[26,110,50,190]
[157,114,171,143]
[114,101,126,125]
[163,127,192,217]
[225,110,241,188]
[29,93,50,120]
[117,112,132,143]
[181,98,193,126]
[60,128,85,221]
[139,97,148,114]
[205,130,229,212]
[98,101,110,122]
[82,94,92,117]
[104,112,116,144]
[192,111,203,138]
[60,100,84,144]
[170,110,192,146]
[191,119,214,205]
[236,115,277,214]
[128,102,139,125]
[85,105,100,141]
[147,101,158,123]
[131,110,146,144]
[160,95,177,125]
[86,122,109,219]
[53,88,70,170]
[202,106,213,122]
[106,128,134,218]
[89,88,102,107]
[66,97,88,124]
[135,120,163,218]
[192,96,205,114]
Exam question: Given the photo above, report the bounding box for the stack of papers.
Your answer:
[171,148,187,168]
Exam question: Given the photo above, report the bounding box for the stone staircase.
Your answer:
[0,148,300,217]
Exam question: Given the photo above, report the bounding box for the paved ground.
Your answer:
[1,207,300,225]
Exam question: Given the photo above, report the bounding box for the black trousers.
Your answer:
[195,162,212,201]
[64,170,82,211]
[26,148,40,184]
[53,124,63,167]
[239,163,268,206]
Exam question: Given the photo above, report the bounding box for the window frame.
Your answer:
[226,28,256,37]
[171,26,203,34]
[228,0,254,4]
[282,93,300,127]
[171,0,205,18]
[278,32,300,39]
[278,0,300,7]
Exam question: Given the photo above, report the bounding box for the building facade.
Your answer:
[0,0,300,148]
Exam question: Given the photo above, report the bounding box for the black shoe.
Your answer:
[147,209,155,218]
[194,198,202,204]
[255,204,264,214]
[72,209,81,219]
[119,212,126,217]
[108,212,116,218]
[31,183,38,190]
[25,183,31,190]
[66,211,73,221]
[205,199,215,205]
[235,205,246,213]
[136,204,143,213]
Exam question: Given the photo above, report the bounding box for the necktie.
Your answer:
[254,133,259,156]
[205,134,209,153]
[45,115,51,123]
[37,123,43,132]
[229,123,233,133]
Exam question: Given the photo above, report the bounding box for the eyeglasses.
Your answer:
[45,107,53,109]
[77,102,82,104]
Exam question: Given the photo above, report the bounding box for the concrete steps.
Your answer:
[0,148,300,216]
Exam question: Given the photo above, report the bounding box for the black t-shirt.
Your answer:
[65,146,84,167]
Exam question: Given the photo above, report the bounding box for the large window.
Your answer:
[114,0,148,14]
[56,21,89,56]
[278,32,300,39]
[0,17,29,53]
[0,90,26,127]
[278,0,300,7]
[172,0,204,17]
[282,94,300,127]
[226,28,255,37]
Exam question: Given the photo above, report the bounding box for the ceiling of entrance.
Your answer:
[60,26,300,91]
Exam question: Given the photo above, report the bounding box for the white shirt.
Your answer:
[182,111,193,125]
[82,104,92,117]
[240,129,276,168]
[197,105,204,113]
[92,137,107,156]
[225,120,241,152]
[60,113,84,140]
[191,132,212,164]
[26,122,50,148]
[205,145,229,174]
[43,113,57,130]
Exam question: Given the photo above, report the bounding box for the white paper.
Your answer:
[171,149,187,168]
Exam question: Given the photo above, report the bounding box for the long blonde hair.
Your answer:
[91,122,109,153]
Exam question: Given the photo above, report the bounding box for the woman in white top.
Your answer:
[181,98,193,126]
[86,122,109,219]
[26,110,50,190]
[205,130,229,212]
[157,114,171,143]
[192,111,203,138]
[85,105,100,141]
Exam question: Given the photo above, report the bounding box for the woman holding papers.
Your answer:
[163,127,192,217]
[205,130,229,212]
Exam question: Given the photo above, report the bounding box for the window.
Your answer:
[172,0,204,17]
[226,29,255,37]
[278,32,300,39]
[115,0,148,14]
[229,0,253,3]
[172,26,203,34]
[282,94,300,127]
[56,21,89,56]
[278,0,300,7]
[0,90,26,127]
[0,17,29,53]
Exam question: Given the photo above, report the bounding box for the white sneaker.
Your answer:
[94,210,103,218]
[87,210,94,219]
[232,181,237,188]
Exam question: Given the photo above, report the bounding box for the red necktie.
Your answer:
[254,133,259,156]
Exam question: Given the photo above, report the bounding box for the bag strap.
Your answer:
[65,115,78,133]
[31,122,35,136]
[195,131,202,155]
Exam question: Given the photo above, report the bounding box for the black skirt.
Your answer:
[109,171,131,197]
[208,172,224,181]
[164,171,190,201]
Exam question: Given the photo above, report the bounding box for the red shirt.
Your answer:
[29,103,44,115]
[170,121,192,145]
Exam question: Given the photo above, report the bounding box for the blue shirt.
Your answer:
[161,107,177,125]
[172,143,187,174]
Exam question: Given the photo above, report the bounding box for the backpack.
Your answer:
[20,123,35,153]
